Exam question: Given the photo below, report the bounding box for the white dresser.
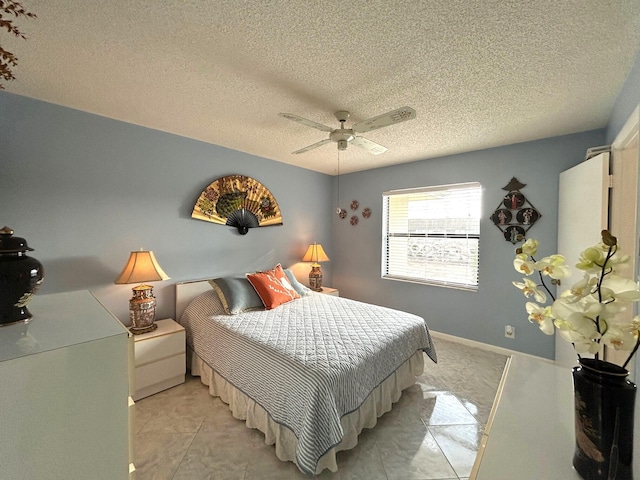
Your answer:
[471,355,584,479]
[0,290,134,480]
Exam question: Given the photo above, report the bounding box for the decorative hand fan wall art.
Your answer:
[191,175,282,235]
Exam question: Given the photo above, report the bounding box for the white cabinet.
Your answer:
[471,355,582,480]
[0,290,133,480]
[133,318,185,400]
[319,287,339,296]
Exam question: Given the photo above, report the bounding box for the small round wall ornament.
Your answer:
[362,208,371,219]
[338,208,347,219]
[350,200,359,210]
[350,215,359,226]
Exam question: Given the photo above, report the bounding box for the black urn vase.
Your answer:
[572,358,636,480]
[0,226,44,326]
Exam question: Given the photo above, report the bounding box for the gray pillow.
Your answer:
[208,277,265,314]
[283,269,311,297]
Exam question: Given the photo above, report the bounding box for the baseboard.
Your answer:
[430,330,555,365]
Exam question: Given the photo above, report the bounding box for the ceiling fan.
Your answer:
[278,106,416,155]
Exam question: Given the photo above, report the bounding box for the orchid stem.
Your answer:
[531,255,556,302]
[622,337,640,370]
[537,270,556,302]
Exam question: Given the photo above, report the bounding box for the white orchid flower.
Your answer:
[560,273,594,303]
[551,297,581,322]
[513,278,547,303]
[520,239,538,256]
[534,255,571,280]
[579,295,625,320]
[513,254,535,276]
[576,243,631,274]
[599,274,640,303]
[602,325,636,351]
[570,335,603,355]
[609,253,631,273]
[525,302,554,335]
[598,241,631,273]
[576,246,607,273]
[629,316,640,336]
[554,313,601,355]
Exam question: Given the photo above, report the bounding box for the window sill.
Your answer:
[382,275,478,292]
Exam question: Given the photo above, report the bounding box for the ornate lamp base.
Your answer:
[308,264,323,292]
[129,284,158,335]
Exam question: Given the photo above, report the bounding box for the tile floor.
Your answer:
[134,337,508,480]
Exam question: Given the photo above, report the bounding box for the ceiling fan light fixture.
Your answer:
[337,140,348,151]
[329,130,355,143]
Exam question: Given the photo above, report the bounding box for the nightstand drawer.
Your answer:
[135,329,185,367]
[132,318,186,400]
[135,353,186,392]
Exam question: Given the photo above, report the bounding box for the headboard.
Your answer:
[175,279,211,321]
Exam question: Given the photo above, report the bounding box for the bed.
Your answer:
[175,275,437,476]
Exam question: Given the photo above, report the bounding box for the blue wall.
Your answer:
[4,76,638,361]
[331,130,605,359]
[607,47,640,143]
[0,92,333,324]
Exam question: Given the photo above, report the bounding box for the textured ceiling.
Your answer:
[4,1,640,175]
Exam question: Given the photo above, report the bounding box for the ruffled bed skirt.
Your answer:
[189,348,425,475]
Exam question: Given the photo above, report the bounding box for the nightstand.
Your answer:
[319,287,339,296]
[132,318,186,400]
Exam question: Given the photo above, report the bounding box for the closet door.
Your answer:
[609,110,639,368]
[556,152,609,368]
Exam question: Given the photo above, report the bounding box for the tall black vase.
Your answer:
[572,358,636,480]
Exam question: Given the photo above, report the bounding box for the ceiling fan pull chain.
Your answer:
[336,150,342,216]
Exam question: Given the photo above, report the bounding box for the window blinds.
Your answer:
[382,182,481,290]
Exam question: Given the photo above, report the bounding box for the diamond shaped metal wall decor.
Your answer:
[490,177,541,244]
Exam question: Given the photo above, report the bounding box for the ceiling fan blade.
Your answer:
[352,106,416,133]
[350,136,388,155]
[292,139,332,154]
[279,113,333,132]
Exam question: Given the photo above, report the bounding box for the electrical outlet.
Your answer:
[505,325,515,339]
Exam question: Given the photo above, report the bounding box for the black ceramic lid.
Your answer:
[0,226,34,253]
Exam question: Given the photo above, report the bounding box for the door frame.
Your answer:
[610,105,639,373]
[610,105,640,475]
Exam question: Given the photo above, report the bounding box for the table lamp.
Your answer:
[301,243,330,291]
[115,249,170,334]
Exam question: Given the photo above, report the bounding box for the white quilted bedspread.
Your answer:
[180,290,437,476]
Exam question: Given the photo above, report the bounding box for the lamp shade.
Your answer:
[114,250,170,284]
[301,243,330,264]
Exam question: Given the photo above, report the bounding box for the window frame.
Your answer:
[381,181,481,291]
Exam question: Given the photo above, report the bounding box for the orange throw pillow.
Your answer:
[246,264,300,309]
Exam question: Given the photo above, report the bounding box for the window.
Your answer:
[382,182,481,290]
